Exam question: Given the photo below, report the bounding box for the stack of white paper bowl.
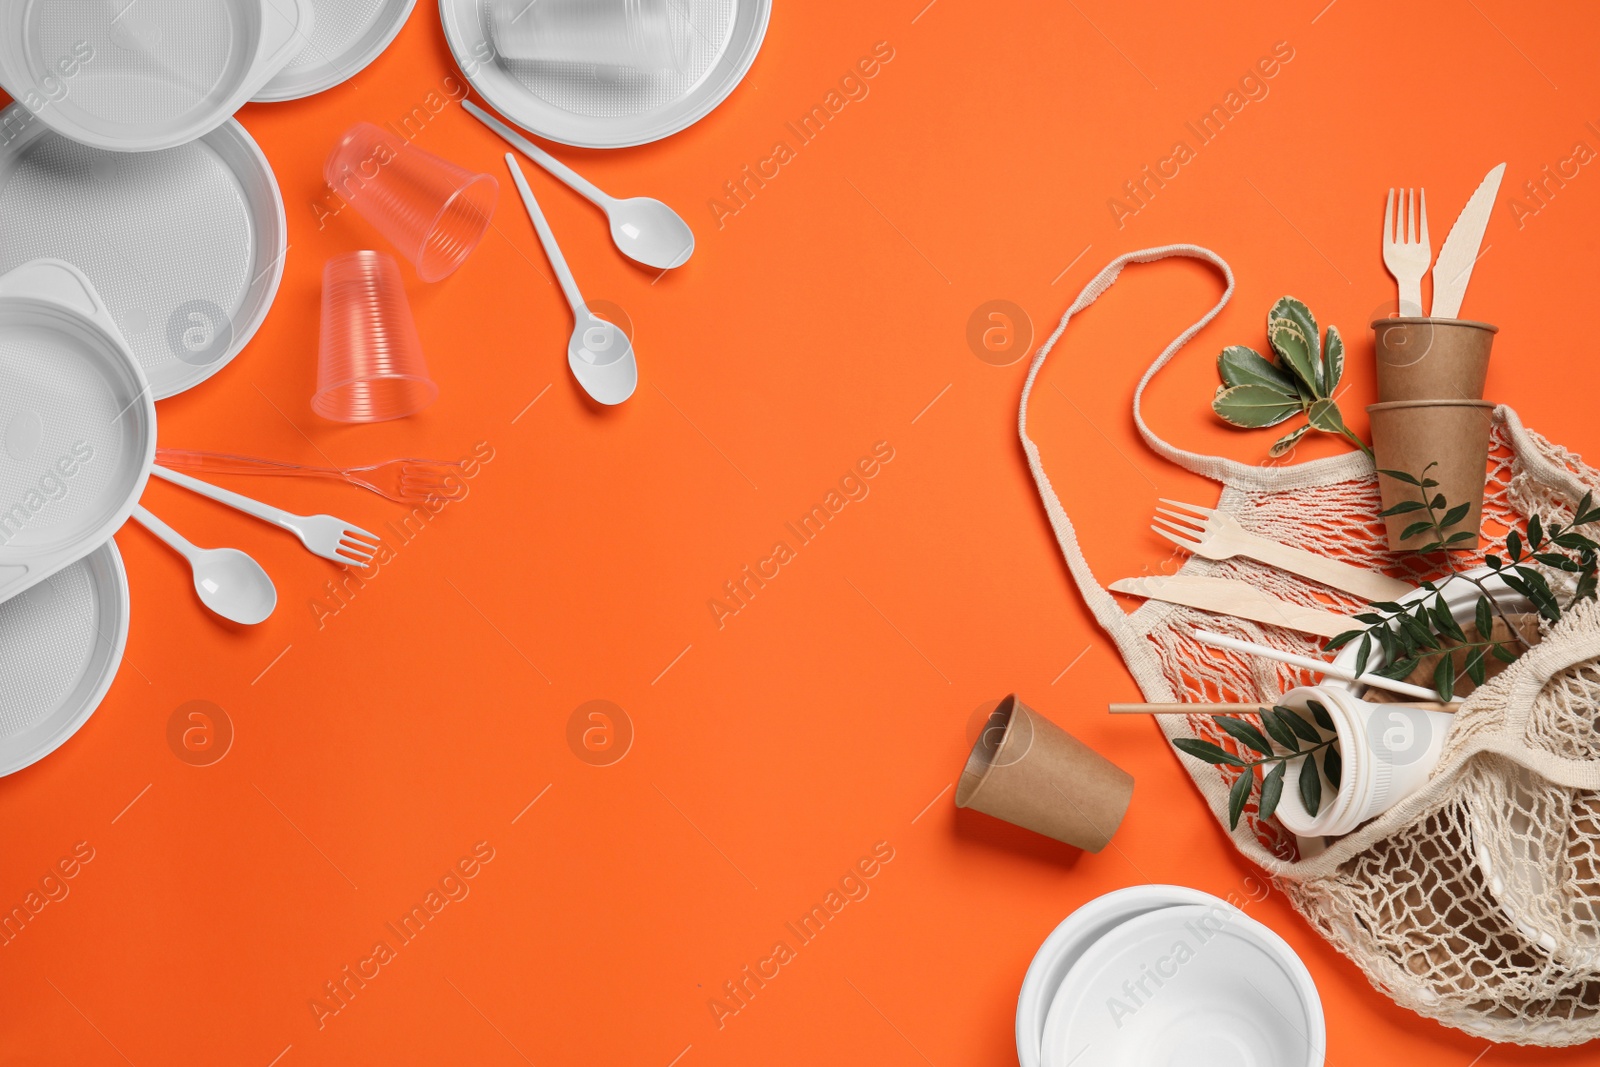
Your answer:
[1019,886,1325,1067]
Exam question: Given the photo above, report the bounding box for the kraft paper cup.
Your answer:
[1372,317,1498,403]
[1368,399,1494,551]
[955,695,1133,852]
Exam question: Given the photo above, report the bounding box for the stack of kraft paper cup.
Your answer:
[1367,317,1498,550]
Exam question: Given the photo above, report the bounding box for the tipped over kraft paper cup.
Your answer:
[1368,399,1494,551]
[1372,317,1497,403]
[955,695,1133,852]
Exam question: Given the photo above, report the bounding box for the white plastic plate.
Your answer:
[255,0,416,101]
[0,0,314,152]
[0,541,128,777]
[440,0,771,148]
[0,104,287,400]
[0,259,156,607]
[1016,885,1220,1067]
[1041,903,1325,1067]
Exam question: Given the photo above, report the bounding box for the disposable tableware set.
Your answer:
[950,162,1600,1056]
[0,0,768,778]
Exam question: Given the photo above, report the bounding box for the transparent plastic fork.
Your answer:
[155,449,467,505]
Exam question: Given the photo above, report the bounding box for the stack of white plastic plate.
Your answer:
[255,0,417,101]
[440,0,771,148]
[0,259,155,775]
[0,104,288,399]
[1019,886,1326,1067]
[0,0,315,153]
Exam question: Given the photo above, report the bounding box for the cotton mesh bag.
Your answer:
[1021,244,1600,1045]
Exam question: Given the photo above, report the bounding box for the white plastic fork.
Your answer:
[1152,499,1413,603]
[152,466,381,569]
[1382,187,1431,316]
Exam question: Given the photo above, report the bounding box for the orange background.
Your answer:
[4,1,1600,1063]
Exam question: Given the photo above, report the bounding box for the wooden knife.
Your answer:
[1431,163,1505,318]
[1109,575,1360,640]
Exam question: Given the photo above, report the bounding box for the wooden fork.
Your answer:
[1152,499,1413,603]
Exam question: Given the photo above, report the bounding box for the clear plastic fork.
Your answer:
[155,449,468,505]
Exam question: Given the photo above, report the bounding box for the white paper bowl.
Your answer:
[1016,885,1219,1067]
[1040,902,1325,1067]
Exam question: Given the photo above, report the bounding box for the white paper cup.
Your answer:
[1276,686,1454,837]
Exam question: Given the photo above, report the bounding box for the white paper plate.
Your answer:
[0,260,156,607]
[439,0,770,148]
[0,540,128,777]
[0,104,287,400]
[0,0,314,152]
[1017,885,1219,1067]
[1041,903,1325,1067]
[254,0,416,101]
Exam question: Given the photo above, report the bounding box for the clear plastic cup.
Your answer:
[489,0,691,72]
[324,123,498,282]
[313,252,439,423]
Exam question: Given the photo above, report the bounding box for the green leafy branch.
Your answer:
[1322,464,1600,700]
[1211,296,1373,459]
[1174,700,1339,830]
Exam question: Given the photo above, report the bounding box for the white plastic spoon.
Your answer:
[130,504,277,625]
[505,153,638,406]
[467,100,694,270]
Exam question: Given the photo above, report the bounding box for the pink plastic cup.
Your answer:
[313,252,439,423]
[324,123,498,282]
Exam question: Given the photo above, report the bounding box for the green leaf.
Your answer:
[1432,595,1466,642]
[1216,716,1273,756]
[1268,297,1323,394]
[1269,423,1312,458]
[1278,706,1323,744]
[1173,738,1247,767]
[1258,763,1287,822]
[1485,554,1504,570]
[1529,514,1544,550]
[1305,397,1350,436]
[1508,529,1523,562]
[1400,519,1436,542]
[1440,502,1471,530]
[1212,384,1303,429]
[1433,653,1456,701]
[1307,699,1335,731]
[1400,614,1439,650]
[1553,531,1599,552]
[1322,746,1342,787]
[1465,647,1487,687]
[1322,325,1345,393]
[1354,634,1372,679]
[1299,752,1322,817]
[1476,596,1493,640]
[1228,769,1253,830]
[1492,643,1518,663]
[1324,629,1364,652]
[1217,345,1297,392]
[1379,499,1426,517]
[1259,709,1299,751]
[1377,468,1423,486]
[1378,656,1419,679]
[1443,530,1477,545]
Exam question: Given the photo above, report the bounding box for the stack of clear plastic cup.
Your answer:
[313,252,438,423]
[324,122,498,282]
[489,0,691,72]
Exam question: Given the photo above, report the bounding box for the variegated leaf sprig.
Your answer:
[1211,296,1373,459]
